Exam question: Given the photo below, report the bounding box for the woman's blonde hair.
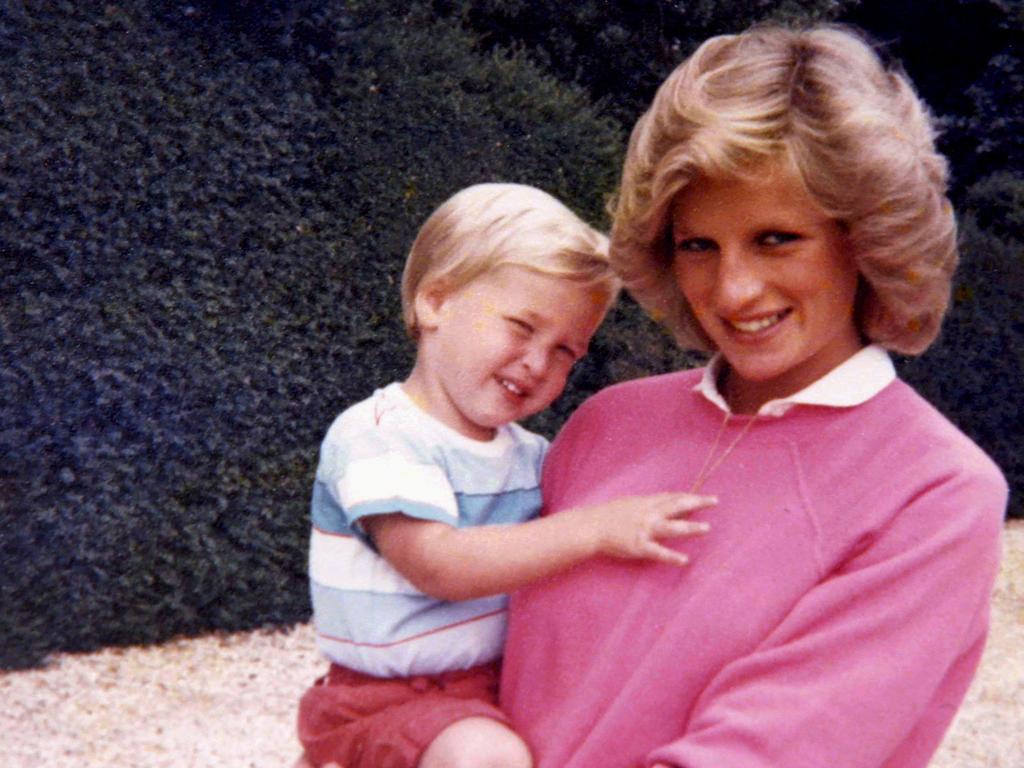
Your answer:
[611,24,957,355]
[402,183,616,338]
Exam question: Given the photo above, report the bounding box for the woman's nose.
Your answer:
[712,249,764,310]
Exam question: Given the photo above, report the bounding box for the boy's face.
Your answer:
[407,265,609,440]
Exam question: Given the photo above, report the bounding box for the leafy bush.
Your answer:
[0,0,651,669]
[2,0,1018,672]
[429,0,856,124]
[898,176,1024,502]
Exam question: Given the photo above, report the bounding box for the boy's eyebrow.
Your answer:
[506,308,545,326]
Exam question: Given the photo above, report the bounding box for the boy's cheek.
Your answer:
[542,371,574,407]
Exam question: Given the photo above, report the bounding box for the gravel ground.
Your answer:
[3,521,1021,768]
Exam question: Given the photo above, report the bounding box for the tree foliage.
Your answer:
[428,0,857,123]
[0,0,645,669]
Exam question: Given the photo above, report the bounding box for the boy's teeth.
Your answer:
[500,379,523,395]
[731,313,783,333]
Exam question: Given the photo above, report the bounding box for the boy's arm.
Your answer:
[362,492,714,601]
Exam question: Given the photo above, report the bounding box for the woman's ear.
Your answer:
[413,280,450,331]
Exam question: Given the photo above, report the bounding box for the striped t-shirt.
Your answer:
[309,382,548,677]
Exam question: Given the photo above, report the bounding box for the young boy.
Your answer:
[297,184,714,768]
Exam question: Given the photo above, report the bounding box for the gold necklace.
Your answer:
[690,413,758,493]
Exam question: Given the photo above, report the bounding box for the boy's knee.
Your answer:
[419,717,533,768]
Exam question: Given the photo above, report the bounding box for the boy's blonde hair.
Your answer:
[402,183,616,338]
[611,24,957,355]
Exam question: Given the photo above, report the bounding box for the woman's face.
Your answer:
[671,164,863,413]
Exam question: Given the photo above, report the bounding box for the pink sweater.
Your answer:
[501,367,1006,768]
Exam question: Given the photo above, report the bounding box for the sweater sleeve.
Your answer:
[648,462,1007,768]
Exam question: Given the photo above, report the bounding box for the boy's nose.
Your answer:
[522,346,549,379]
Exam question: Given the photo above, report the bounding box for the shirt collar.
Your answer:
[694,345,896,417]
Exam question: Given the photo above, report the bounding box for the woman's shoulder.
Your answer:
[796,380,1006,559]
[863,378,1008,494]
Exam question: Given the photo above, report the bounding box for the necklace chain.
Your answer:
[690,414,757,493]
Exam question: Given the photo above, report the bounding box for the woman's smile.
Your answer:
[725,308,792,336]
[671,163,863,413]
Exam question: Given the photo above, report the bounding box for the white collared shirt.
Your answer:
[694,345,897,417]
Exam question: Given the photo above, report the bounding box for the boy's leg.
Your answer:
[294,756,342,768]
[418,717,533,768]
[298,661,516,768]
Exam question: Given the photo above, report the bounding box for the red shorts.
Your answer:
[297,660,509,768]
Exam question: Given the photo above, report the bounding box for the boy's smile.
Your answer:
[404,265,609,440]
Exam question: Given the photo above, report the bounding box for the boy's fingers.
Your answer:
[646,544,689,566]
[680,493,718,508]
[663,494,717,516]
[656,519,710,538]
[643,492,716,509]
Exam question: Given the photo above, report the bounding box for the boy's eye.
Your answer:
[556,345,578,362]
[507,317,532,335]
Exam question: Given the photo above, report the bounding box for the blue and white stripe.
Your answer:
[309,382,547,677]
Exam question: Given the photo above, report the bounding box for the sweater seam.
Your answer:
[786,439,827,578]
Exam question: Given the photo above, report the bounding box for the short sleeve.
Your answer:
[315,415,459,535]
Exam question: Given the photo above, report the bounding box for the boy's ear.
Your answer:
[413,280,450,331]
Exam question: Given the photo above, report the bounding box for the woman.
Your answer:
[500,24,1007,768]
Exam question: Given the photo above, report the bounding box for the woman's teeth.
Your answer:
[730,312,787,333]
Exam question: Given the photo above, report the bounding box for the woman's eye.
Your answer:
[760,231,800,247]
[556,345,578,362]
[675,237,715,254]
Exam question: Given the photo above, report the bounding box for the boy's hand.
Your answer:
[570,492,715,566]
[362,492,714,601]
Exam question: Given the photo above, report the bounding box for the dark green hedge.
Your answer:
[0,0,677,669]
[2,0,1018,670]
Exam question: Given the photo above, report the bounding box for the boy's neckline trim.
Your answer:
[383,382,515,455]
